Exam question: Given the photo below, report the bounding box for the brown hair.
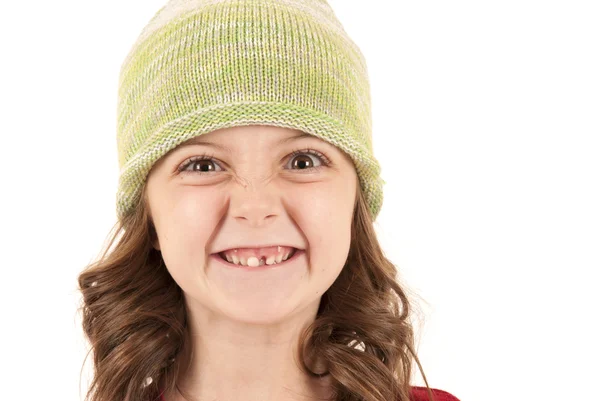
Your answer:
[77,176,436,401]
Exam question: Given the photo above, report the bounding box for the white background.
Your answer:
[1,1,598,400]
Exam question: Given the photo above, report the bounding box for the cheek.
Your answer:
[286,178,355,223]
[285,182,354,276]
[153,187,224,275]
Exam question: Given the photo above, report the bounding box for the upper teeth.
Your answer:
[222,247,295,267]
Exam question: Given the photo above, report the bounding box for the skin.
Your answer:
[145,125,358,401]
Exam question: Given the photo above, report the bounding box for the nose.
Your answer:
[228,176,281,227]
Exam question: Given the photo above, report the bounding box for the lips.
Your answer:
[214,245,298,262]
[218,247,298,266]
[210,249,305,270]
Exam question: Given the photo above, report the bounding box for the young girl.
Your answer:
[77,1,460,401]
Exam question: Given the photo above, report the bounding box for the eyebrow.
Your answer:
[175,132,316,152]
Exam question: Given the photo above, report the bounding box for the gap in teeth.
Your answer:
[221,248,296,266]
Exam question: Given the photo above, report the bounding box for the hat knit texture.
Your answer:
[116,0,385,221]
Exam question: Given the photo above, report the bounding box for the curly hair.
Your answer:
[77,177,437,401]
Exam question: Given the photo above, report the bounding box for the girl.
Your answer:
[77,1,460,401]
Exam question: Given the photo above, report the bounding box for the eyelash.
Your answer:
[176,147,332,175]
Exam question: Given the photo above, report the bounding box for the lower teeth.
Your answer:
[221,250,296,267]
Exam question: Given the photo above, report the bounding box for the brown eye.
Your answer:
[178,155,223,174]
[291,154,315,170]
[286,148,329,172]
[190,159,218,172]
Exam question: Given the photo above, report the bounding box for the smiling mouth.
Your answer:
[217,248,299,267]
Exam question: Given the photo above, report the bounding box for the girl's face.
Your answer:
[145,125,357,323]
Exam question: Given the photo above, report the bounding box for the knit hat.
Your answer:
[116,0,385,221]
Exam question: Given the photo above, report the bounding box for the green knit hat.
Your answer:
[116,0,385,221]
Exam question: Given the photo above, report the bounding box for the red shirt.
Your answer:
[159,386,460,401]
[411,386,460,401]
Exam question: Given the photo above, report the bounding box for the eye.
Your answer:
[177,148,331,175]
[177,152,223,174]
[286,148,331,172]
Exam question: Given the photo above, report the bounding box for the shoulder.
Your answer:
[410,386,461,401]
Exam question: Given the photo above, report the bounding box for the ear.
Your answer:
[152,238,161,251]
